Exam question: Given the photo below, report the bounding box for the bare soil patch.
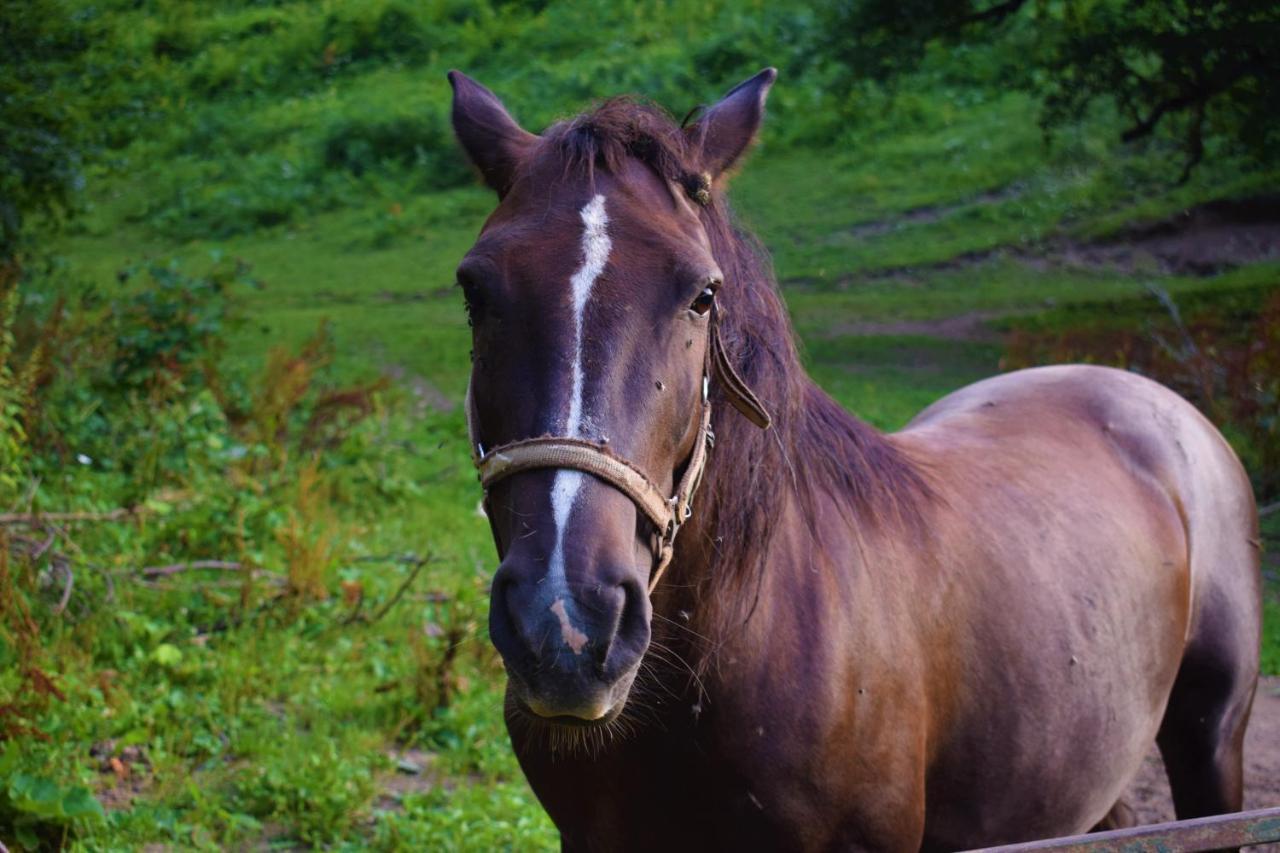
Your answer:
[805,195,1280,287]
[1124,675,1280,831]
[1048,196,1280,276]
[382,364,455,415]
[373,748,441,812]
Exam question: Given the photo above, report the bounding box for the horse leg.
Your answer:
[1155,577,1259,851]
[1091,798,1136,831]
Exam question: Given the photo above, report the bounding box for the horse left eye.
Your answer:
[690,287,716,316]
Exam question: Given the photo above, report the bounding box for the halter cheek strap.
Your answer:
[468,310,768,594]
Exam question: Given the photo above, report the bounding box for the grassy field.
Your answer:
[3,0,1278,848]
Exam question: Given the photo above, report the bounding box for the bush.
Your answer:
[322,108,471,189]
[1005,282,1280,501]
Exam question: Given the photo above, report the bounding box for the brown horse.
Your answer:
[448,68,1262,851]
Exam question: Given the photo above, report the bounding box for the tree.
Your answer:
[0,0,100,279]
[820,0,1280,181]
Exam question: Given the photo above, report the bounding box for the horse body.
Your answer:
[903,365,1258,848]
[510,365,1258,851]
[448,68,1261,851]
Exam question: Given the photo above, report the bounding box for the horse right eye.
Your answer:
[690,287,716,316]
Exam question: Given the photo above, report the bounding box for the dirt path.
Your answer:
[1125,676,1280,829]
[805,194,1280,288]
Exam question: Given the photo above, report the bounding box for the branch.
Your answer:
[341,554,438,626]
[138,560,244,579]
[52,561,72,615]
[957,0,1028,27]
[0,508,144,525]
[1122,92,1197,143]
[1120,55,1263,148]
[1261,502,1279,518]
[136,577,284,591]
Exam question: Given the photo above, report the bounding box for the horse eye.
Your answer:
[457,276,485,326]
[690,287,716,316]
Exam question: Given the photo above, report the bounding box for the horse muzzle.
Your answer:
[489,554,651,721]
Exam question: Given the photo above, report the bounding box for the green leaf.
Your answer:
[144,496,174,515]
[61,786,106,822]
[152,643,184,667]
[10,773,65,818]
[0,740,20,777]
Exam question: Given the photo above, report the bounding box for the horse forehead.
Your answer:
[474,192,709,289]
[495,154,705,245]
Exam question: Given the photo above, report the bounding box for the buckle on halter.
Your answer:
[661,517,678,548]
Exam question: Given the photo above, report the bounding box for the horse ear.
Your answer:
[687,67,777,179]
[448,70,538,196]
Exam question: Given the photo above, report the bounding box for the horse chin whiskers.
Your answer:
[506,692,642,758]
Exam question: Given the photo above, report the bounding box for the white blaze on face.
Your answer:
[547,194,611,595]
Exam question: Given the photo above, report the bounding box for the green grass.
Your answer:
[6,0,1279,848]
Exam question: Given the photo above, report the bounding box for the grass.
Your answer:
[5,0,1278,848]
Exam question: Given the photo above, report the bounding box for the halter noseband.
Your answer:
[467,308,770,594]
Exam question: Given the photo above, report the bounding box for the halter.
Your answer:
[467,307,770,593]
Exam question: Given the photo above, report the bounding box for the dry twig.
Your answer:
[52,562,73,616]
[342,552,437,626]
[0,507,144,525]
[139,560,245,579]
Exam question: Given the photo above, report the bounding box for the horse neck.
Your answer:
[655,213,930,675]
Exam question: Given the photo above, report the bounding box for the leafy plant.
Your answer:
[0,743,104,852]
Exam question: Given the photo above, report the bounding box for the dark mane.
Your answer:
[536,98,934,661]
[541,97,712,202]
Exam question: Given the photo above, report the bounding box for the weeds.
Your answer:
[0,257,459,849]
[276,463,344,602]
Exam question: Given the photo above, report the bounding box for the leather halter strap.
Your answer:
[468,309,768,593]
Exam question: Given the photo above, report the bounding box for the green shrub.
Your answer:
[322,108,471,189]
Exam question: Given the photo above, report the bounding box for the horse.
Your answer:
[447,67,1262,851]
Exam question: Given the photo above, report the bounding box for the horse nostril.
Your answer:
[603,577,650,674]
[488,563,533,663]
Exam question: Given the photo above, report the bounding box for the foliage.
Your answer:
[1004,281,1280,502]
[1264,592,1280,676]
[0,741,104,852]
[0,260,459,848]
[0,285,36,500]
[819,0,1280,180]
[0,0,114,264]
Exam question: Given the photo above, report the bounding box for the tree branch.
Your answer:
[957,0,1028,27]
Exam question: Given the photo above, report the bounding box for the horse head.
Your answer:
[450,68,775,725]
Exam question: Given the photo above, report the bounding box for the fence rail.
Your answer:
[966,806,1280,852]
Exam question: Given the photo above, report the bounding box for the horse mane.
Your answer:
[536,98,935,664]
